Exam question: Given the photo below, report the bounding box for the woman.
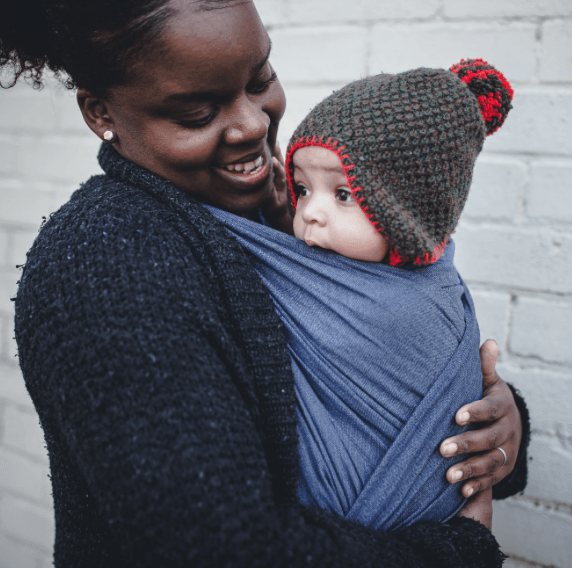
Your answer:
[2,1,528,566]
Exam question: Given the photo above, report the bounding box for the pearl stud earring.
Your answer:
[103,130,116,142]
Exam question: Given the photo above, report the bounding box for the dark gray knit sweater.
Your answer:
[14,144,527,567]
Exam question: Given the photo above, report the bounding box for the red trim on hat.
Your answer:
[391,238,449,267]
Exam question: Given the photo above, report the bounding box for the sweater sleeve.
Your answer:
[15,199,504,568]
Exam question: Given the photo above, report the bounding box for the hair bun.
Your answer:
[450,59,514,136]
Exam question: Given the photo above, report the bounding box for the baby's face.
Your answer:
[292,146,388,262]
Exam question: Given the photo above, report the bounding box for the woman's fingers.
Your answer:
[441,421,507,457]
[479,339,499,388]
[440,338,523,500]
[454,394,507,426]
[445,447,508,487]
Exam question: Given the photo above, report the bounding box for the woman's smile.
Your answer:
[213,144,273,192]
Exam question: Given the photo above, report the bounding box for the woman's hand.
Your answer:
[261,142,294,235]
[440,339,523,499]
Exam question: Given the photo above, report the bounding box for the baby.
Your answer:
[207,59,513,531]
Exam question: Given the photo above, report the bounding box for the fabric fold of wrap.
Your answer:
[205,205,482,532]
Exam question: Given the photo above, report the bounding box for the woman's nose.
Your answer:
[224,96,269,145]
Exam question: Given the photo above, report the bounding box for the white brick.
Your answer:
[37,552,55,568]
[503,558,539,568]
[0,363,33,408]
[443,0,572,19]
[0,449,51,503]
[270,27,367,84]
[0,228,8,265]
[0,183,56,226]
[254,0,288,27]
[486,88,572,156]
[370,23,536,82]
[492,498,572,567]
[527,159,572,222]
[496,363,572,438]
[8,231,38,268]
[287,0,440,24]
[1,314,19,366]
[0,495,54,551]
[0,267,18,313]
[0,533,44,568]
[468,290,510,348]
[454,224,572,294]
[0,138,18,176]
[540,21,572,82]
[0,83,58,133]
[15,135,102,184]
[53,90,89,133]
[279,85,346,149]
[2,406,47,461]
[462,156,525,220]
[510,296,572,365]
[526,433,572,505]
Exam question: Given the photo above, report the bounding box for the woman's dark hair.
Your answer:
[0,0,228,97]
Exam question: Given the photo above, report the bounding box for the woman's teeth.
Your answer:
[224,156,264,175]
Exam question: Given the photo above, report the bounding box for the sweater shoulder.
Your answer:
[24,174,210,268]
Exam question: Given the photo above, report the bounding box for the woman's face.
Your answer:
[100,0,285,219]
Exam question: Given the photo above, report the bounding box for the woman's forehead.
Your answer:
[126,0,269,99]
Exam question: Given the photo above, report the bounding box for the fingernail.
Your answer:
[466,486,474,497]
[443,443,458,456]
[452,470,463,482]
[458,412,470,424]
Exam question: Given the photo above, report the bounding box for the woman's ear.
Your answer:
[77,89,116,142]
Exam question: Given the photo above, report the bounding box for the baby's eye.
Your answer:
[296,184,310,198]
[337,189,354,202]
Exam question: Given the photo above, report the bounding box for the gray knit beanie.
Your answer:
[286,59,513,265]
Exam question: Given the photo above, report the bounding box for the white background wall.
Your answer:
[0,1,571,566]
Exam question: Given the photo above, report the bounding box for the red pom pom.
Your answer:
[451,59,514,136]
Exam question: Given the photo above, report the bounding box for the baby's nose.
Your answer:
[301,194,328,226]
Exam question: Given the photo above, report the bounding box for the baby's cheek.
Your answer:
[337,217,388,262]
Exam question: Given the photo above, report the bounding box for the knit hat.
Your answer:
[285,59,513,266]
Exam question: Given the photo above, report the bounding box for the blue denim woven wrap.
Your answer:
[206,205,482,531]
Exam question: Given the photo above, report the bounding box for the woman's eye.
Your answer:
[337,189,354,202]
[176,108,219,129]
[248,69,278,95]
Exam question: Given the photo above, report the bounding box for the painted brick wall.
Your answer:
[0,1,570,566]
